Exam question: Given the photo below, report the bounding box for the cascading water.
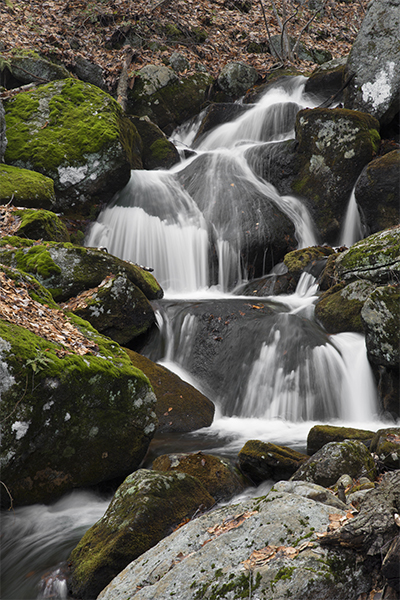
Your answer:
[3,75,387,600]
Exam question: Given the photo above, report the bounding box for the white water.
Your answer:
[339,186,364,247]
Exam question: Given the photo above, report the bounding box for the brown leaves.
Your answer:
[243,540,314,570]
[202,511,257,545]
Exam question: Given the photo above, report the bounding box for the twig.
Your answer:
[1,480,14,511]
[258,0,281,60]
[292,2,327,59]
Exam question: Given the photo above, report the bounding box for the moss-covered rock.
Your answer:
[130,116,179,170]
[307,425,375,456]
[15,208,70,242]
[291,440,377,487]
[292,108,380,243]
[0,312,157,507]
[361,285,400,367]
[0,239,163,302]
[125,349,214,433]
[335,225,400,284]
[4,78,142,211]
[314,279,377,333]
[283,245,335,277]
[153,452,246,501]
[1,49,70,85]
[238,440,308,483]
[67,468,215,599]
[0,164,56,210]
[370,428,400,473]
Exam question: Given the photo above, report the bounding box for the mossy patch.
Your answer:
[283,246,334,276]
[307,424,374,455]
[0,164,56,209]
[15,208,70,242]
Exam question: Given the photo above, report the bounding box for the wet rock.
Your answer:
[370,427,400,472]
[3,78,142,211]
[355,150,400,235]
[153,452,245,501]
[130,116,179,170]
[67,468,215,599]
[238,440,308,483]
[291,440,377,487]
[14,208,70,242]
[344,0,400,126]
[217,61,259,99]
[192,103,251,145]
[0,164,56,210]
[304,57,347,104]
[361,285,400,367]
[125,349,215,433]
[307,425,374,456]
[283,245,335,278]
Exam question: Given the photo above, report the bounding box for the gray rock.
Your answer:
[5,52,70,85]
[169,52,190,73]
[72,56,107,90]
[136,65,179,96]
[272,480,347,510]
[344,0,400,125]
[217,61,259,98]
[361,285,400,367]
[291,440,376,487]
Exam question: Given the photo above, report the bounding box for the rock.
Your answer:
[217,61,259,98]
[0,277,157,506]
[192,103,252,145]
[344,0,400,126]
[234,269,299,297]
[373,364,400,420]
[370,427,400,472]
[292,108,380,243]
[335,225,400,284]
[361,285,400,367]
[291,440,377,488]
[97,488,371,600]
[67,469,215,599]
[0,164,56,210]
[4,78,142,211]
[60,274,156,345]
[314,279,377,333]
[355,150,400,235]
[381,535,400,592]
[307,425,375,456]
[304,57,347,104]
[153,452,245,501]
[0,98,7,161]
[125,349,215,433]
[2,50,70,85]
[169,52,190,73]
[238,440,308,483]
[268,35,332,64]
[283,245,335,278]
[0,239,163,302]
[71,56,107,90]
[14,208,70,242]
[272,480,347,510]
[130,116,179,170]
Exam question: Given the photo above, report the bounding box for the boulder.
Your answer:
[97,487,372,600]
[169,52,190,73]
[307,425,375,456]
[125,349,215,433]
[0,164,56,210]
[192,102,252,146]
[0,239,163,302]
[4,78,142,211]
[0,50,70,86]
[217,61,259,99]
[291,440,376,487]
[335,225,400,284]
[60,274,156,345]
[67,469,215,599]
[283,245,335,278]
[292,108,380,243]
[153,452,245,501]
[0,269,158,506]
[272,480,347,510]
[370,427,400,472]
[238,440,308,483]
[130,116,179,170]
[361,285,400,368]
[14,208,70,242]
[70,56,107,90]
[0,98,6,161]
[304,57,347,104]
[355,150,400,234]
[343,0,400,126]
[314,279,377,333]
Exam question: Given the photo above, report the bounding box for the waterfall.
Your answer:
[339,186,364,247]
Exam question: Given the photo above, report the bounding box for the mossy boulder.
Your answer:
[238,440,308,484]
[292,108,380,243]
[370,428,400,472]
[355,150,400,234]
[0,312,157,507]
[1,49,70,86]
[361,285,400,368]
[283,245,335,277]
[67,468,215,599]
[61,275,156,345]
[314,279,377,333]
[335,225,400,284]
[0,240,163,302]
[4,78,142,211]
[127,65,213,134]
[0,164,56,210]
[15,208,70,242]
[125,349,214,433]
[291,440,377,488]
[153,452,246,501]
[130,116,179,170]
[307,425,375,456]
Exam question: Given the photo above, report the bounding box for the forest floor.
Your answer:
[1,0,368,90]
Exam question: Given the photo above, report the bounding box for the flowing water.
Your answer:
[1,76,389,600]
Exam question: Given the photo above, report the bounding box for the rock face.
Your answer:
[355,150,400,235]
[344,0,400,126]
[97,486,372,600]
[0,273,158,506]
[0,164,56,209]
[3,78,142,211]
[361,285,400,368]
[68,469,215,599]
[125,350,215,433]
[238,440,308,483]
[291,440,376,487]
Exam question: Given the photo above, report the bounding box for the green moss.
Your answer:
[149,138,173,160]
[273,567,295,582]
[369,129,380,154]
[15,209,70,242]
[15,245,62,279]
[0,164,55,208]
[283,246,334,275]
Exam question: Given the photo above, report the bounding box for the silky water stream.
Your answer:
[1,77,388,599]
